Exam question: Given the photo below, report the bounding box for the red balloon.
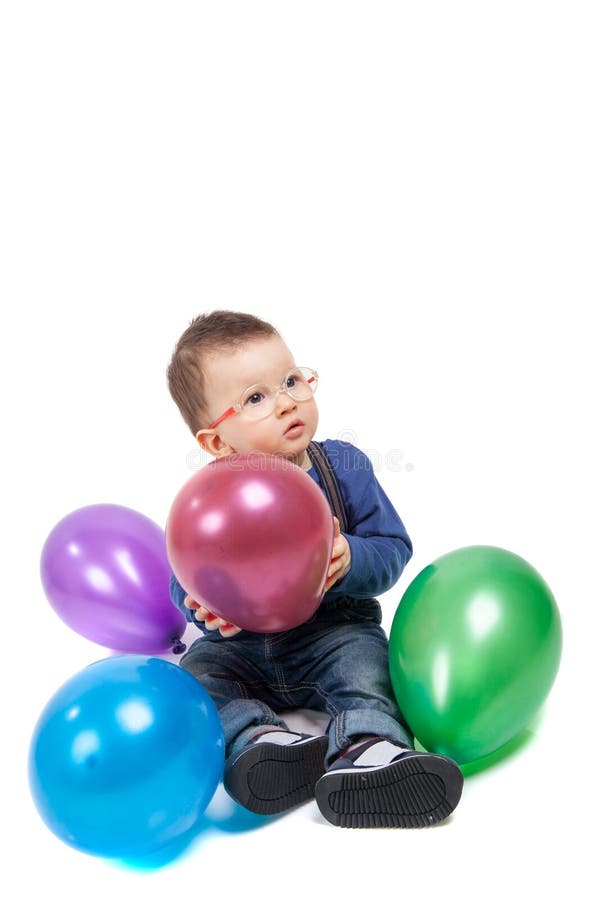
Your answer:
[166,453,335,633]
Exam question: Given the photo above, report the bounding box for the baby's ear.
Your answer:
[196,428,235,459]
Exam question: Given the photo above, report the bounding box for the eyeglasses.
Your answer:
[204,366,318,431]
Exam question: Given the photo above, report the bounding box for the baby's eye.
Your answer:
[286,374,299,389]
[245,391,266,406]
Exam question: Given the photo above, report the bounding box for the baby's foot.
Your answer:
[315,738,463,828]
[224,730,328,815]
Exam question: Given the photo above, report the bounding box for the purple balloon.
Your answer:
[40,504,186,654]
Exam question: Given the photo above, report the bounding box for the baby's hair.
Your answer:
[167,310,280,435]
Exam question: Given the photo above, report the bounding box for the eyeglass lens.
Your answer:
[241,367,317,418]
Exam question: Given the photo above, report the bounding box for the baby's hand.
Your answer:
[184,596,242,638]
[323,516,352,593]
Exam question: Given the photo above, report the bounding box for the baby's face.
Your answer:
[199,335,319,469]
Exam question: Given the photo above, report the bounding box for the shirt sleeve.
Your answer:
[169,571,209,633]
[324,443,413,600]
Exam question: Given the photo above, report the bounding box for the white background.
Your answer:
[2,2,598,897]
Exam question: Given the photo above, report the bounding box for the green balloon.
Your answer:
[389,546,562,765]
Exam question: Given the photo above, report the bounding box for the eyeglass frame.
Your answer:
[201,366,319,433]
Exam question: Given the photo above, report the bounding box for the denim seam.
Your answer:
[257,700,281,726]
[205,672,251,700]
[265,635,293,700]
[267,681,339,719]
[263,634,293,704]
[336,711,346,751]
[274,661,290,699]
[264,634,272,663]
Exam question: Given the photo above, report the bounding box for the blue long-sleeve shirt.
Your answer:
[169,439,412,631]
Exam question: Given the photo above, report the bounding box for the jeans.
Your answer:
[180,597,414,768]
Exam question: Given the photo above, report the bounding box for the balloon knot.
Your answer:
[172,639,186,655]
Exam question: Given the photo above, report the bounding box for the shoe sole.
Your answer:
[315,752,464,828]
[224,735,329,815]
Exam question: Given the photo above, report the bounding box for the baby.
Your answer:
[167,310,463,827]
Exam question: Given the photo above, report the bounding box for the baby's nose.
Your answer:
[275,388,296,413]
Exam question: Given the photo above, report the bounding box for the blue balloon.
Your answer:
[28,655,224,858]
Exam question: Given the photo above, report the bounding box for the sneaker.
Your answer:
[315,737,464,828]
[224,730,329,815]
